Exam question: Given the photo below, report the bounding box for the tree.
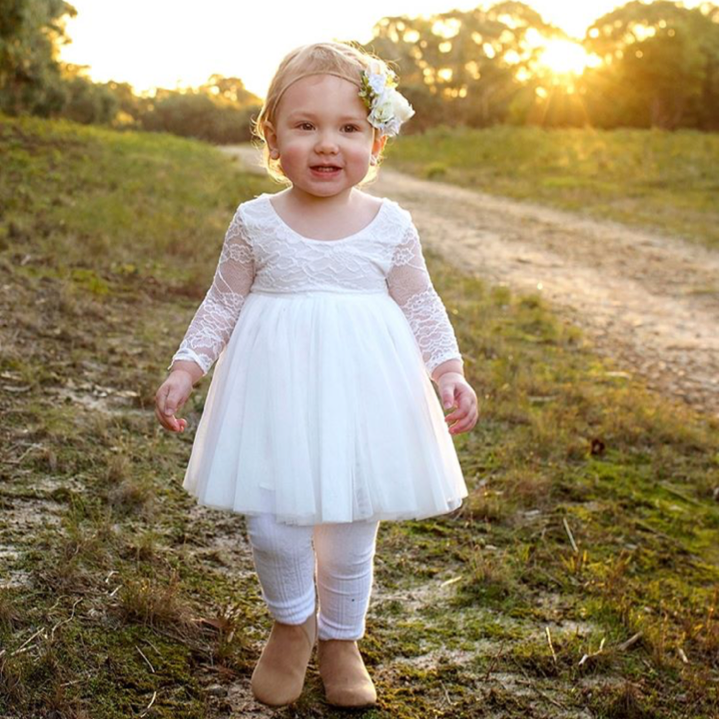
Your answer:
[0,0,77,116]
[360,2,564,128]
[59,63,119,125]
[198,74,258,107]
[140,81,262,144]
[582,1,719,129]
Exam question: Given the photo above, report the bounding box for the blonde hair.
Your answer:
[251,40,401,187]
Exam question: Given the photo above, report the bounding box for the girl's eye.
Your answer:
[295,123,361,132]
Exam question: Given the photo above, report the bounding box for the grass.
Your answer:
[0,113,718,717]
[387,124,719,251]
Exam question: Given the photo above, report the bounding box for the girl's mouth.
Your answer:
[311,166,342,177]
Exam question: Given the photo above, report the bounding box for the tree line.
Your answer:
[0,0,717,142]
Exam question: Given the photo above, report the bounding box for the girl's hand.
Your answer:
[438,372,478,435]
[155,371,193,433]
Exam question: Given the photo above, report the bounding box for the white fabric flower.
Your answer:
[368,73,387,96]
[359,61,414,137]
[390,90,415,125]
[369,89,395,126]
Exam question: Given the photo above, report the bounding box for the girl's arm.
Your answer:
[386,219,464,383]
[166,205,256,378]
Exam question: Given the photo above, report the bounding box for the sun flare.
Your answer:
[538,39,598,75]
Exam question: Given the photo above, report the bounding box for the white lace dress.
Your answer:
[167,192,468,526]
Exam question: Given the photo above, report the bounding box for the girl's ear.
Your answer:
[372,132,388,156]
[264,120,278,150]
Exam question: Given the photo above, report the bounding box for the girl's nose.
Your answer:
[315,132,340,152]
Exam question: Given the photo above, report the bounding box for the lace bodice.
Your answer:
[167,192,463,379]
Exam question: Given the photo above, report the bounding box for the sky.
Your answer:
[57,0,703,99]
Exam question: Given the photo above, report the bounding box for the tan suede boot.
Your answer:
[317,638,377,707]
[250,610,317,707]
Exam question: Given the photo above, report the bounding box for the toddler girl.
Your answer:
[155,40,478,709]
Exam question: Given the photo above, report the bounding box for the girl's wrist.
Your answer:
[431,359,464,384]
[170,361,204,386]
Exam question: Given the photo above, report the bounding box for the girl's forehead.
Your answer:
[288,73,359,94]
[277,74,366,117]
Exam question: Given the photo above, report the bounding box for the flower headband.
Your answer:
[271,60,415,138]
[358,59,415,137]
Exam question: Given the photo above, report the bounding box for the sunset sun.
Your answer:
[538,39,599,75]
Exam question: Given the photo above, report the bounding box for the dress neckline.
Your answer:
[260,192,388,244]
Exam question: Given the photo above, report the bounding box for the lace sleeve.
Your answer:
[166,205,255,377]
[386,219,463,378]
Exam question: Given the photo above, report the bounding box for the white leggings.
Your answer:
[246,513,381,641]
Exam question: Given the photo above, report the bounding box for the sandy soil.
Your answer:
[221,144,719,419]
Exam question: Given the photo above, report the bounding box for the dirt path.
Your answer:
[221,144,719,418]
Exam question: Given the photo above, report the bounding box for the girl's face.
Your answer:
[264,74,387,200]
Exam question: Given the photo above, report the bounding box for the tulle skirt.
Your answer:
[181,288,468,526]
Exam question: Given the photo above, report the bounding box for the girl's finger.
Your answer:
[155,404,179,432]
[442,394,456,410]
[450,420,470,434]
[446,394,473,420]
[157,407,174,431]
[451,411,479,433]
[449,407,475,426]
[154,405,170,430]
[157,384,171,412]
